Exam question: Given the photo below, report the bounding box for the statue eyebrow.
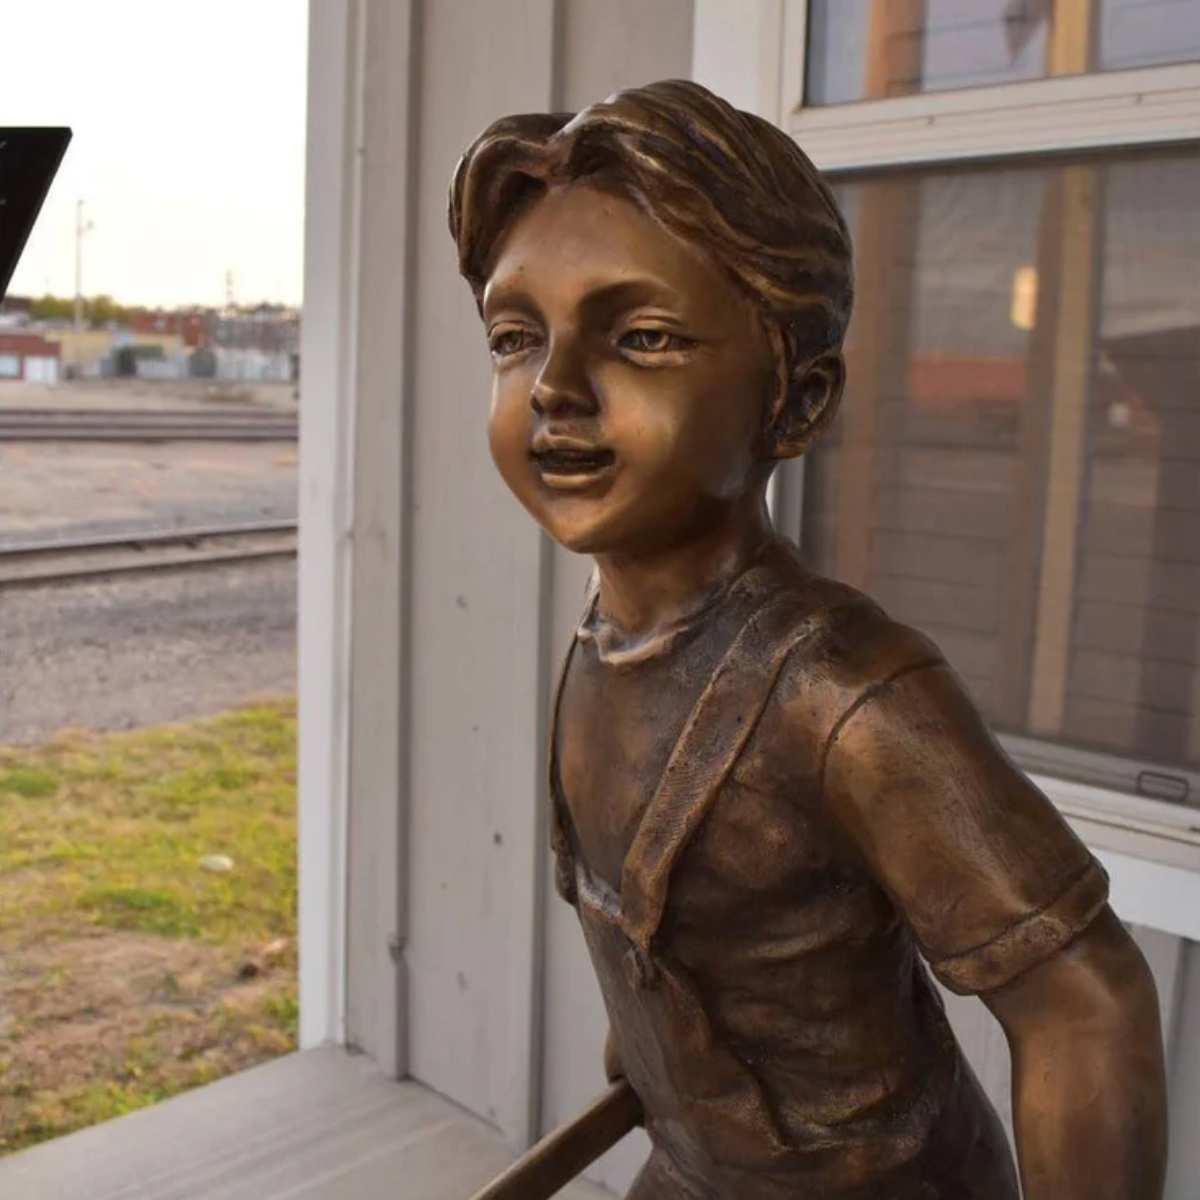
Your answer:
[481,280,540,322]
[576,278,683,320]
[485,273,685,321]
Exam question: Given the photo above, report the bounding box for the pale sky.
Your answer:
[3,0,308,309]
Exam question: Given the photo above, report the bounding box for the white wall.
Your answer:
[320,0,696,1169]
[305,2,1200,1193]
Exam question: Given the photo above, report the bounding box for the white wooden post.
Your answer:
[297,0,362,1053]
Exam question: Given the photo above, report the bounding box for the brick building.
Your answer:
[0,329,62,383]
[126,309,210,349]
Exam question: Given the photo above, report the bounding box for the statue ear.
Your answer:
[769,351,845,461]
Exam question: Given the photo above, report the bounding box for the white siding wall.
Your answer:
[327,2,1200,1193]
[1166,943,1200,1196]
[403,0,557,1146]
[338,0,696,1168]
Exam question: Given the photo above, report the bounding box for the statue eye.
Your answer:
[619,328,689,355]
[489,327,538,357]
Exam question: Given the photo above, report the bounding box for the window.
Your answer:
[806,0,1200,105]
[783,0,1200,813]
[801,148,1200,800]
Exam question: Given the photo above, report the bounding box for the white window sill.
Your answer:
[0,1048,615,1200]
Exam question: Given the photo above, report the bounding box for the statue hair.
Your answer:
[448,78,854,420]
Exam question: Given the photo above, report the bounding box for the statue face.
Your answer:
[482,182,776,557]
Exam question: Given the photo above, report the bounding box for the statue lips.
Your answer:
[530,434,617,490]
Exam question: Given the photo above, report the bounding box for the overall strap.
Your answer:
[619,592,823,964]
[546,572,601,905]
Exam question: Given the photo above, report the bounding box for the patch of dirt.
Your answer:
[0,930,296,1153]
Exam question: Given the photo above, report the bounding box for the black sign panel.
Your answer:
[0,128,72,301]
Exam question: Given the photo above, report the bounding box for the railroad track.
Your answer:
[0,407,298,442]
[0,520,298,589]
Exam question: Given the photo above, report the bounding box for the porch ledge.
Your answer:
[0,1048,614,1200]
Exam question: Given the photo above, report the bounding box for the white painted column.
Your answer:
[297,0,362,1053]
[399,0,557,1150]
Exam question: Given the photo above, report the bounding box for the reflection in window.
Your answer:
[801,150,1200,794]
[1101,0,1200,69]
[805,0,1200,105]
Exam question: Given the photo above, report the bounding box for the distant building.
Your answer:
[0,294,34,319]
[211,305,300,355]
[43,328,185,377]
[126,309,210,349]
[0,329,62,383]
[0,301,300,382]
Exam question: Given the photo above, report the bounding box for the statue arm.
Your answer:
[983,907,1167,1200]
[819,652,1168,1196]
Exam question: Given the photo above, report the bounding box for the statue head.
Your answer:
[449,79,853,557]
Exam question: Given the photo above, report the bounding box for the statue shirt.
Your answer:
[550,539,1106,1198]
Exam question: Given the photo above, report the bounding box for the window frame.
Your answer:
[790,61,1200,171]
[766,0,1200,898]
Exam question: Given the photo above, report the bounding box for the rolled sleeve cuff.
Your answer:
[928,859,1111,995]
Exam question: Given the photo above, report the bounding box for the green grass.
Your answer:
[0,702,297,948]
[0,700,298,1155]
[0,765,59,800]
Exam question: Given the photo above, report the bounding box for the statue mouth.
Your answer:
[530,442,616,486]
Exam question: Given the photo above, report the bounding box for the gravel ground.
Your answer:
[0,442,297,547]
[0,381,299,741]
[0,561,296,745]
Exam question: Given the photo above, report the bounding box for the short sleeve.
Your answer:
[821,660,1109,995]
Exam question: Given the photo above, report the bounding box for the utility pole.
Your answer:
[74,199,94,375]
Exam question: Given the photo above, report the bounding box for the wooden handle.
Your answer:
[468,1081,642,1200]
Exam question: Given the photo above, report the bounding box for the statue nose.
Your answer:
[531,346,596,415]
[531,377,588,414]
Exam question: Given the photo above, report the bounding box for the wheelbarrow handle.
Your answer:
[468,1080,642,1200]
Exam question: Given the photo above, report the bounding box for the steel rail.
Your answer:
[0,520,298,589]
[2,427,299,442]
[0,407,296,420]
[0,408,298,442]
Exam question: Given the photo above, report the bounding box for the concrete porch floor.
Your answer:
[0,1048,615,1200]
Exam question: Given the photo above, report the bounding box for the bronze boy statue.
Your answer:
[450,80,1168,1200]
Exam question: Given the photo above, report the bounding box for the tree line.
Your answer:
[25,295,290,325]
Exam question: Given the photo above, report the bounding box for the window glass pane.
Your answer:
[1101,0,1200,69]
[805,0,1200,105]
[801,148,1200,800]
